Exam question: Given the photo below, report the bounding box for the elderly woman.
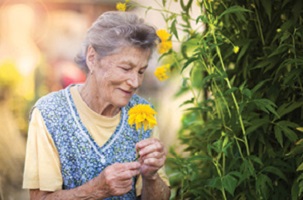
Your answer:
[23,11,170,199]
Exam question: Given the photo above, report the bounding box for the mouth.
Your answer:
[120,88,134,96]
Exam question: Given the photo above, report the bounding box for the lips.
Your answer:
[119,88,134,96]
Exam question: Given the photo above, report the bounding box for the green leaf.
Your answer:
[246,118,269,135]
[296,127,303,132]
[283,68,302,85]
[241,158,256,177]
[206,177,222,191]
[242,88,252,99]
[262,166,288,182]
[277,120,299,142]
[286,143,303,157]
[251,99,279,118]
[144,6,153,16]
[222,174,238,196]
[218,5,252,19]
[256,174,273,198]
[248,155,263,166]
[276,102,303,119]
[291,178,300,200]
[179,98,194,107]
[268,45,289,58]
[196,15,209,24]
[236,40,251,63]
[201,73,220,88]
[180,0,193,13]
[251,57,274,69]
[280,19,294,32]
[171,19,179,40]
[224,87,238,95]
[251,79,271,93]
[260,0,272,21]
[274,125,284,147]
[292,0,303,22]
[296,162,303,171]
[181,56,199,72]
[191,65,204,88]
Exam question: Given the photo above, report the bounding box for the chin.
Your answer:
[114,97,132,108]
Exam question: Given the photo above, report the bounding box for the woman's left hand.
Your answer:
[136,138,167,180]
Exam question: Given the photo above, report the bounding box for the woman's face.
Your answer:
[90,46,151,109]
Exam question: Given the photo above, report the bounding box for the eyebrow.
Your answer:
[121,60,148,69]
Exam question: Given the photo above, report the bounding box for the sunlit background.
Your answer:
[0,0,193,199]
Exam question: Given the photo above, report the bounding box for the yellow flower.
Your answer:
[157,41,172,54]
[156,29,171,42]
[125,0,130,2]
[154,64,170,81]
[0,60,21,88]
[116,2,126,11]
[233,46,240,54]
[128,104,157,131]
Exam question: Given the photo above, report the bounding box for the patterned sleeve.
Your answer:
[22,108,63,191]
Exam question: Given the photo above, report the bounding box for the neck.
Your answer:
[78,83,120,117]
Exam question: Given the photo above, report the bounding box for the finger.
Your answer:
[136,138,158,149]
[138,142,165,158]
[108,179,134,196]
[141,164,159,172]
[112,161,141,171]
[113,178,133,188]
[116,162,141,179]
[142,156,166,167]
[120,168,141,180]
[104,162,141,181]
[140,151,165,160]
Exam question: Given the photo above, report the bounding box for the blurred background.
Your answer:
[0,0,187,199]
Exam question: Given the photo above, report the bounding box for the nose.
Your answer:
[127,72,140,88]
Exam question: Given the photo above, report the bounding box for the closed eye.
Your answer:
[119,66,131,72]
[139,66,148,75]
[139,69,146,75]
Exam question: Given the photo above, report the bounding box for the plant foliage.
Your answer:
[138,0,303,199]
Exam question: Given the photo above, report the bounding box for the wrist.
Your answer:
[142,172,159,181]
[83,175,108,199]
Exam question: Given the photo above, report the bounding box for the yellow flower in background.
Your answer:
[125,0,130,2]
[128,104,157,131]
[154,64,170,81]
[116,2,126,11]
[0,60,21,88]
[158,40,172,54]
[233,46,240,54]
[156,29,173,54]
[156,29,171,42]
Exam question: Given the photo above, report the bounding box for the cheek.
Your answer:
[139,75,144,85]
[101,71,124,86]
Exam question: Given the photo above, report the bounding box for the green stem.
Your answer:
[172,52,200,108]
[214,160,227,200]
[252,2,265,46]
[131,2,178,15]
[135,128,143,160]
[292,29,303,91]
[211,21,250,157]
[204,0,250,157]
[131,1,197,21]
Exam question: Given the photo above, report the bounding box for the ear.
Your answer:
[86,46,97,72]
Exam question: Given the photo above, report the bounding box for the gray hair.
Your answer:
[75,11,159,73]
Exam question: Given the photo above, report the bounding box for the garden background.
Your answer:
[0,0,302,199]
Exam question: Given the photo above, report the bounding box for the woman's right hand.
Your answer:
[93,161,141,197]
[30,161,141,200]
